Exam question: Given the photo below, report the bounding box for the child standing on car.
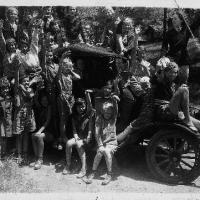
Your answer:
[86,97,118,185]
[62,90,94,178]
[0,76,14,163]
[13,74,36,165]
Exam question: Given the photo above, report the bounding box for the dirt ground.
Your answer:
[21,145,200,193]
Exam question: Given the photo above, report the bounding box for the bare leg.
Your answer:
[169,86,193,125]
[104,148,113,173]
[16,135,22,159]
[31,133,38,158]
[36,134,45,160]
[76,140,86,172]
[92,151,103,171]
[66,138,76,167]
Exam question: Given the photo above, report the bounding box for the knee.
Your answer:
[178,85,189,95]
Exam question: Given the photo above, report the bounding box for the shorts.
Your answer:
[105,144,118,155]
[13,107,36,135]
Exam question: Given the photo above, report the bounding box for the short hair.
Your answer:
[6,7,18,18]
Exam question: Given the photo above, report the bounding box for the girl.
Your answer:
[57,52,80,148]
[13,74,36,165]
[31,93,53,170]
[86,97,118,185]
[0,77,13,163]
[62,90,94,178]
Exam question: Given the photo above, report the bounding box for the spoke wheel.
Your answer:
[146,129,200,184]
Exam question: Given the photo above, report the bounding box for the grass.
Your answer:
[0,157,38,193]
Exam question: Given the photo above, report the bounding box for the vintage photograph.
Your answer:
[0,1,200,197]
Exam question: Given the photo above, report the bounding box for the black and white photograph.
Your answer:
[0,0,200,199]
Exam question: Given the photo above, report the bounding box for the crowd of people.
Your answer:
[0,6,200,185]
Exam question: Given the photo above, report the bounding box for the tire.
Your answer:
[146,129,200,184]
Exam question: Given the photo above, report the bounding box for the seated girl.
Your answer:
[31,92,54,170]
[62,90,94,178]
[86,98,118,185]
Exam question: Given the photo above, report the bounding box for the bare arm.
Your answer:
[116,34,125,53]
[95,116,103,147]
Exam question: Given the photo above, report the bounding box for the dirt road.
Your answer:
[21,146,200,193]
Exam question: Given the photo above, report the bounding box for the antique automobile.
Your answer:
[62,43,200,185]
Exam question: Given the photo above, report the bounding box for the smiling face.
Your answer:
[7,9,18,22]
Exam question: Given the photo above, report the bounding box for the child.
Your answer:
[86,98,118,185]
[62,90,94,178]
[13,74,36,165]
[57,52,80,148]
[0,77,13,163]
[3,7,19,40]
[31,93,53,170]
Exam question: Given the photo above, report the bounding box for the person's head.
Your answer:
[74,98,87,115]
[102,80,113,97]
[49,20,60,33]
[20,75,30,90]
[46,34,55,48]
[102,102,114,120]
[172,13,183,32]
[6,38,16,53]
[61,56,73,74]
[76,58,85,73]
[122,17,134,34]
[156,56,171,80]
[140,76,150,90]
[163,62,179,83]
[43,6,53,17]
[0,77,10,98]
[6,7,18,22]
[46,49,54,64]
[64,6,77,17]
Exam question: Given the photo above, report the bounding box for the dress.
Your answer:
[13,87,36,135]
[0,96,13,137]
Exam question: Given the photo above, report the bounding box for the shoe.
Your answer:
[62,165,71,175]
[76,170,86,178]
[102,173,112,185]
[85,171,95,184]
[29,161,36,168]
[34,159,43,170]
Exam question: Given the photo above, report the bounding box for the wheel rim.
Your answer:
[151,133,200,182]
